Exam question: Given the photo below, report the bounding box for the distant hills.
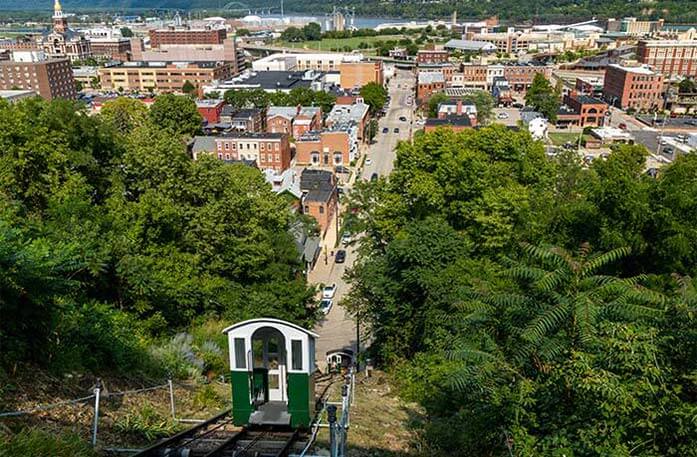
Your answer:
[1,0,695,23]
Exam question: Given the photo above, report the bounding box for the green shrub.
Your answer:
[114,404,178,442]
[0,429,97,457]
[193,384,225,409]
[50,301,161,377]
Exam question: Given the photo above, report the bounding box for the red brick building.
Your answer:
[603,64,664,111]
[300,169,338,236]
[266,106,322,138]
[149,26,227,48]
[295,129,352,167]
[196,99,226,124]
[191,132,291,171]
[556,92,608,128]
[0,56,75,100]
[416,49,450,65]
[637,40,697,78]
[416,71,446,104]
[503,64,553,92]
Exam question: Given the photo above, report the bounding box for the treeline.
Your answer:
[0,96,315,377]
[4,0,697,22]
[220,87,336,115]
[345,126,697,455]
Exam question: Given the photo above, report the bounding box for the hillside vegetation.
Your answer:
[0,95,314,383]
[345,126,697,456]
[2,0,697,23]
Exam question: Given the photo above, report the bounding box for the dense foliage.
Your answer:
[223,88,336,116]
[0,97,314,376]
[345,126,697,455]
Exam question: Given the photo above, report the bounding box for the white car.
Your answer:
[319,299,333,314]
[497,112,510,119]
[341,232,352,246]
[322,283,337,299]
[365,158,373,166]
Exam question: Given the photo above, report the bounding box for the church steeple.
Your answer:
[52,0,68,34]
[53,0,63,18]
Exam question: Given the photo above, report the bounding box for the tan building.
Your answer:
[339,61,384,89]
[0,54,75,100]
[98,61,236,93]
[129,38,244,74]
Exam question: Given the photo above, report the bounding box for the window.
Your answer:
[225,153,230,160]
[234,338,246,369]
[224,142,229,150]
[291,340,303,370]
[319,205,324,214]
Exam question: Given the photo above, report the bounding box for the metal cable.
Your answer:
[0,394,96,418]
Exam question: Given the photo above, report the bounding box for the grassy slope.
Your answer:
[275,35,404,51]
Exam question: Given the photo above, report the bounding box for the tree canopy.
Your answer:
[525,73,561,122]
[359,82,388,114]
[0,97,315,374]
[345,126,697,456]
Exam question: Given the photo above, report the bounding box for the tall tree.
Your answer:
[525,73,561,122]
[149,94,202,137]
[359,82,387,113]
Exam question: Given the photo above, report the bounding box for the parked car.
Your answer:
[618,122,627,130]
[685,119,697,126]
[512,103,524,109]
[322,284,337,299]
[497,112,509,119]
[319,298,333,314]
[382,127,389,134]
[365,158,373,166]
[341,232,351,245]
[370,173,378,182]
[399,116,407,122]
[394,127,400,133]
[335,250,346,263]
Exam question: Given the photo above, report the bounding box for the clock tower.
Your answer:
[52,0,68,34]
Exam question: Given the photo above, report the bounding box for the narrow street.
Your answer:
[312,69,416,369]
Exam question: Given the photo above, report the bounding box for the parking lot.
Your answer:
[492,107,521,126]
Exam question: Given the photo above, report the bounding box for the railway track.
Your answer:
[129,410,306,457]
[129,372,338,457]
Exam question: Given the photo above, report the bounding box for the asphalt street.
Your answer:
[312,69,416,369]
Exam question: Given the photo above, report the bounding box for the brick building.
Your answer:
[149,26,227,48]
[98,61,235,93]
[218,106,264,132]
[416,49,450,65]
[556,92,608,128]
[191,132,291,171]
[326,101,369,141]
[300,169,338,236]
[196,99,226,124]
[503,64,553,92]
[89,39,131,61]
[435,99,478,125]
[295,127,355,167]
[339,61,384,90]
[602,64,664,111]
[417,71,446,104]
[424,115,473,132]
[267,106,322,138]
[0,53,75,100]
[637,40,697,78]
